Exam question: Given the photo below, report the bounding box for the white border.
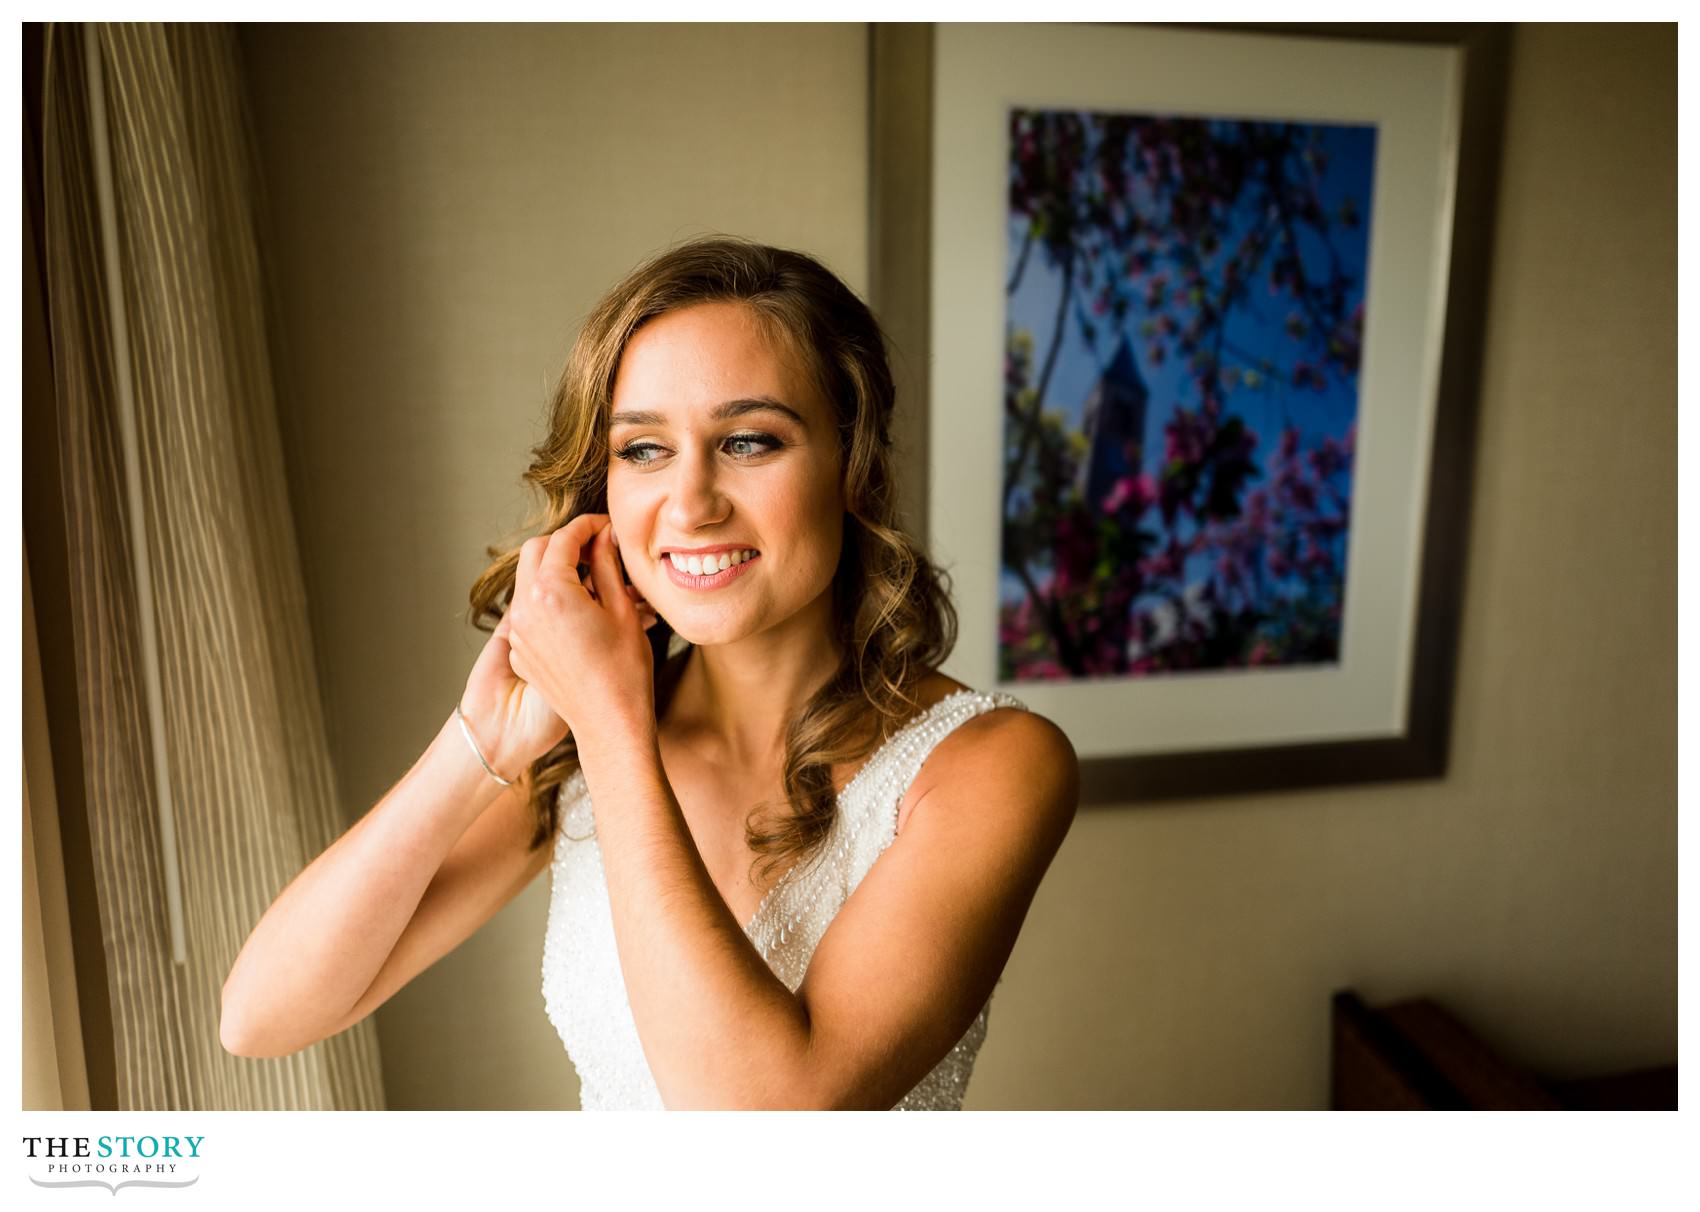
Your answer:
[4,1109,1695,1205]
[930,23,1462,758]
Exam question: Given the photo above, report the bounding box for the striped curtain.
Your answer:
[40,22,385,1110]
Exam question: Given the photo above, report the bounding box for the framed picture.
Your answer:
[870,23,1509,803]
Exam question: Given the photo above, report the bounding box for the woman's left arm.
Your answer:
[578,706,1077,1110]
[774,708,1077,1109]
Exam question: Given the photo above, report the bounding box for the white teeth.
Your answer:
[666,549,758,576]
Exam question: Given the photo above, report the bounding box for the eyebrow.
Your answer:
[608,396,809,430]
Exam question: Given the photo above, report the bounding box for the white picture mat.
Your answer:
[928,23,1462,759]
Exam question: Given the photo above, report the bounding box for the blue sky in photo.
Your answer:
[1001,112,1377,607]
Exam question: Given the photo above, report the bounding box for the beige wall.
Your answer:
[239,22,1673,1109]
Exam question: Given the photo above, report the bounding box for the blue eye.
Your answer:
[725,433,782,458]
[612,441,664,465]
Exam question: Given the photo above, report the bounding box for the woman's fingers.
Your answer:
[514,514,649,635]
[486,614,513,666]
[539,514,603,591]
[469,612,514,691]
[586,522,634,623]
[513,536,547,619]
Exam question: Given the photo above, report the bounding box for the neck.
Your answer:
[667,592,845,768]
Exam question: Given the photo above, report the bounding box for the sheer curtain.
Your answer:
[40,21,384,1110]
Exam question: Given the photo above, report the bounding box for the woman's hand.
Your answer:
[458,515,659,780]
[458,611,568,783]
[504,514,660,758]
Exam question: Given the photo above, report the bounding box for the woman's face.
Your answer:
[605,300,845,648]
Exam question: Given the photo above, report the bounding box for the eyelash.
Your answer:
[611,432,783,466]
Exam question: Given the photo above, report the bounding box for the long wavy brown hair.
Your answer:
[466,236,957,886]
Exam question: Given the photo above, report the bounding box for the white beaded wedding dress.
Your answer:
[540,688,1028,1110]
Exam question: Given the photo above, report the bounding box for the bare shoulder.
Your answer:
[930,704,1079,816]
[896,677,1079,837]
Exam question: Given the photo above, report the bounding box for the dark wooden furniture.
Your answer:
[1331,989,1676,1110]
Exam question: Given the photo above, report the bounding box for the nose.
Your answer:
[661,444,729,534]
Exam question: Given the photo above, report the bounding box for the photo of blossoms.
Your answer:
[1000,107,1377,682]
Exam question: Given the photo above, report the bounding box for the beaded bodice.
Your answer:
[540,688,1028,1110]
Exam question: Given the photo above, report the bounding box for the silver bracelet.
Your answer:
[454,703,514,786]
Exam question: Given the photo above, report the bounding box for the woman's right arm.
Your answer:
[218,711,551,1059]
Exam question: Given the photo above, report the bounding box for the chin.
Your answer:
[658,610,755,649]
[662,591,817,649]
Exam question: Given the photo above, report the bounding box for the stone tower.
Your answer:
[1076,336,1149,511]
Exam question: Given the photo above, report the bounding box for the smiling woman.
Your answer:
[222,236,1078,1110]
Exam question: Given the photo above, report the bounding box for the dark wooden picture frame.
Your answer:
[870,23,1509,805]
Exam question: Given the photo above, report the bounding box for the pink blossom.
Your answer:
[1102,472,1156,515]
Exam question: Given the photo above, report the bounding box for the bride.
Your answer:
[220,237,1079,1109]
